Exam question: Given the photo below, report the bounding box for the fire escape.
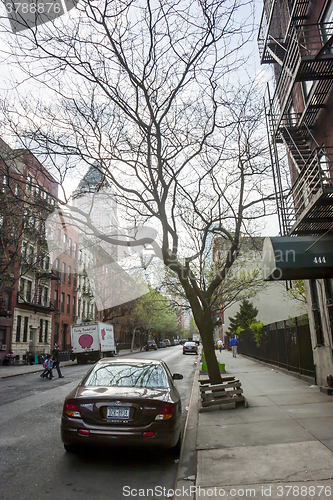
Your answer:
[259,0,333,236]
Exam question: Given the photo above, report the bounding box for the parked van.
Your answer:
[162,339,171,347]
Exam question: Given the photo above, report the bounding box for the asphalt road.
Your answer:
[0,345,197,500]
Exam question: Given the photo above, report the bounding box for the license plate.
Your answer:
[107,406,130,419]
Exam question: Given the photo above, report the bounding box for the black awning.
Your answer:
[262,236,333,281]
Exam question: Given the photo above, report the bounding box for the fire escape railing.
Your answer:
[282,147,333,233]
[269,23,333,136]
[258,0,310,64]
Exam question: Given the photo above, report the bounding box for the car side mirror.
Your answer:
[172,373,183,380]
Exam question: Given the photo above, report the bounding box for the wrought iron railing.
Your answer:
[269,23,333,135]
[282,147,333,232]
[258,0,311,62]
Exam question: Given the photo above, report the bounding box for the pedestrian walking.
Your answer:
[3,351,15,365]
[217,339,223,353]
[229,336,238,357]
[52,343,64,378]
[40,355,51,378]
[46,355,54,379]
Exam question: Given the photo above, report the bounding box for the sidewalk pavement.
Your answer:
[0,348,142,379]
[175,350,333,500]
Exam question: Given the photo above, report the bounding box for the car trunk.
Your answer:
[74,386,171,427]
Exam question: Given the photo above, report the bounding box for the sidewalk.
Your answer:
[176,350,333,500]
[0,348,142,379]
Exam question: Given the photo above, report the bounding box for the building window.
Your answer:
[82,300,86,319]
[4,291,11,312]
[16,315,22,342]
[68,265,72,285]
[73,269,77,288]
[54,289,58,310]
[61,292,65,313]
[26,175,32,192]
[19,279,25,299]
[73,296,76,316]
[78,298,81,317]
[28,246,34,264]
[91,303,94,319]
[44,320,48,343]
[67,294,70,314]
[74,242,78,259]
[63,233,67,251]
[26,281,32,303]
[44,256,50,270]
[68,238,72,256]
[62,262,66,282]
[54,323,59,344]
[39,319,43,342]
[2,174,8,191]
[44,287,48,306]
[23,317,29,342]
[55,258,60,279]
[321,1,333,48]
[37,285,43,305]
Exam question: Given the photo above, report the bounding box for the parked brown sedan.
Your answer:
[61,358,183,453]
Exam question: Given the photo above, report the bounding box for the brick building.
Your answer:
[259,0,333,385]
[0,139,59,363]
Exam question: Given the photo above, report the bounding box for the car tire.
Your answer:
[64,444,78,453]
[170,433,182,458]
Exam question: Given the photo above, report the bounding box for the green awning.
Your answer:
[262,236,333,281]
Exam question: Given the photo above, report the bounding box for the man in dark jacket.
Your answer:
[52,343,64,378]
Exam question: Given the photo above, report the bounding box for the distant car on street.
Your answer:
[158,341,167,348]
[183,342,198,355]
[162,339,171,347]
[144,340,158,351]
[61,358,183,454]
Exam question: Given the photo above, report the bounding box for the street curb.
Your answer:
[172,354,201,500]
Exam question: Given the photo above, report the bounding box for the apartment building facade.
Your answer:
[259,0,333,385]
[0,140,59,363]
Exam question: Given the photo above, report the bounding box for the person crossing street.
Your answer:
[52,343,64,378]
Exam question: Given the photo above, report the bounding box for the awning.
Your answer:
[262,236,333,281]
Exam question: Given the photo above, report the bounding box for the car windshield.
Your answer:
[185,342,196,346]
[81,362,168,389]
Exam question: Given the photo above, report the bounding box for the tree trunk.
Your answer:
[199,323,222,385]
[190,300,222,385]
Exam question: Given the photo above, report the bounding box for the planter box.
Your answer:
[201,363,225,371]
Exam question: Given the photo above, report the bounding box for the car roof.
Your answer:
[96,357,163,365]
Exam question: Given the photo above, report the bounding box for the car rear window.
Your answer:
[81,362,168,389]
[184,342,196,346]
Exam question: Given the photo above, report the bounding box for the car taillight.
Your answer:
[64,400,81,418]
[155,402,176,420]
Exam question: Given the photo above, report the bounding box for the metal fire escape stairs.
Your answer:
[259,0,333,236]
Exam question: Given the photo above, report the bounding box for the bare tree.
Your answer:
[0,0,276,384]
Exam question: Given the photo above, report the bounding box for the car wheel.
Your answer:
[64,444,78,453]
[170,433,182,458]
